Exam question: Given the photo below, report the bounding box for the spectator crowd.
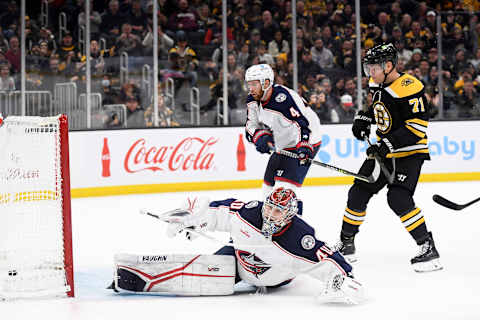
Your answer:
[1,0,480,128]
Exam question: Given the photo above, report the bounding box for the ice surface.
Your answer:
[3,181,480,320]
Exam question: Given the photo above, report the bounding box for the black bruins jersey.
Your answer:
[367,73,430,160]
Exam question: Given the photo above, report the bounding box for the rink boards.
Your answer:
[69,121,480,197]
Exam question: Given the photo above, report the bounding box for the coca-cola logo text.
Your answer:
[124,137,217,173]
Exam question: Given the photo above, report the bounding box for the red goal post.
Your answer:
[0,114,74,299]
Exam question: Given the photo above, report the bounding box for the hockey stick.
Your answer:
[271,148,377,183]
[364,138,395,184]
[432,194,480,211]
[140,209,270,249]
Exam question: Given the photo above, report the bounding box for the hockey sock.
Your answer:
[341,207,366,237]
[399,207,429,245]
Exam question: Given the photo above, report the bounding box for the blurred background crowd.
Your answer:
[1,0,480,129]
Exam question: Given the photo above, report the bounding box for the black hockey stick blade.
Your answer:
[432,194,480,211]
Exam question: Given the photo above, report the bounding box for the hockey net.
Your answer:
[0,114,74,299]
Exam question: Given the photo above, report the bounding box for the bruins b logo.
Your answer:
[373,101,392,133]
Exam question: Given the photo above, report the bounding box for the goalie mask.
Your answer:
[261,188,298,237]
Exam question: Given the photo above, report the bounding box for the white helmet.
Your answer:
[245,64,274,92]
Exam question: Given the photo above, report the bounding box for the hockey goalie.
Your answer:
[109,188,365,304]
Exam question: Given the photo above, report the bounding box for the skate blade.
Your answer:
[412,258,443,273]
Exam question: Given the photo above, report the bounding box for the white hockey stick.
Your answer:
[140,209,271,249]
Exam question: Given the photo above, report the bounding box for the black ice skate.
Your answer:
[411,232,443,272]
[335,233,357,263]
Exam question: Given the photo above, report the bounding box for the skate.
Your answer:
[334,233,357,263]
[411,232,443,272]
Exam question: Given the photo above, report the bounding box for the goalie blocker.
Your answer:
[109,254,235,296]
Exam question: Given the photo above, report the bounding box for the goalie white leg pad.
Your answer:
[412,258,443,273]
[111,253,235,296]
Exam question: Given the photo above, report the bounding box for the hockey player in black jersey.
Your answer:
[335,43,442,272]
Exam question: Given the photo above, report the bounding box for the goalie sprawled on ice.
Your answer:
[109,188,365,304]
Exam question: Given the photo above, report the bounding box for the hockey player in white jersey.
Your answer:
[110,188,365,304]
[244,64,322,196]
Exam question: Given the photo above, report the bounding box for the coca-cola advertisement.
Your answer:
[67,122,480,197]
[68,127,266,194]
[124,137,217,173]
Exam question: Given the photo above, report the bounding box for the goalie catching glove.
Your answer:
[165,197,214,240]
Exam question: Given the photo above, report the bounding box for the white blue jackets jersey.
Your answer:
[245,85,322,151]
[206,199,352,287]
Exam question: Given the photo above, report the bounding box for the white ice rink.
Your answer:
[3,181,480,320]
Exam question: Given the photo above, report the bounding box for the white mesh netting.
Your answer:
[0,115,72,299]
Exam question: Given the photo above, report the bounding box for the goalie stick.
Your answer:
[432,194,480,211]
[139,209,270,249]
[270,148,378,183]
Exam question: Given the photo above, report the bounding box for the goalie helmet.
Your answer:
[363,43,398,77]
[245,63,274,92]
[261,188,298,237]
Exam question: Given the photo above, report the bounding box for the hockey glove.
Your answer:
[253,129,274,154]
[366,138,394,159]
[296,141,314,166]
[352,110,373,141]
[165,197,212,241]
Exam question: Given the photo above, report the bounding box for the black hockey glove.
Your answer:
[296,141,314,166]
[352,110,373,141]
[253,129,274,154]
[366,138,394,159]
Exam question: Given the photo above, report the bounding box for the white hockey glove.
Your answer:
[165,196,212,241]
[317,274,365,305]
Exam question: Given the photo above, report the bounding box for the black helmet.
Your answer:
[363,43,398,67]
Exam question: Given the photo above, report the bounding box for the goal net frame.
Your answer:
[0,114,74,299]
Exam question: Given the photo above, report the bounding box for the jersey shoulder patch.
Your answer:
[275,92,287,103]
[271,85,292,104]
[300,235,316,250]
[386,73,424,98]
